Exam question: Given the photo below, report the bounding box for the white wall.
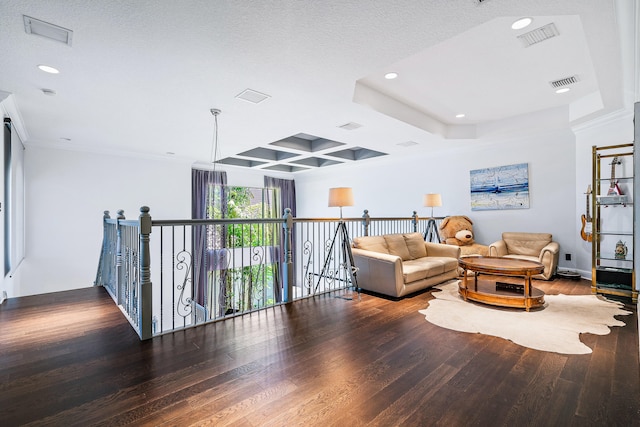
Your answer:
[7,147,189,297]
[296,127,579,272]
[10,113,636,297]
[573,112,635,277]
[8,146,282,297]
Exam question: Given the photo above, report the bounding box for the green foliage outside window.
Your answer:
[207,186,280,314]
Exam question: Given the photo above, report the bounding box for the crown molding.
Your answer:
[570,108,633,135]
[24,139,196,166]
[0,94,29,143]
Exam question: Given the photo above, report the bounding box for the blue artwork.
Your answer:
[470,163,529,211]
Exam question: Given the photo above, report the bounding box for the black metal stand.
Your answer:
[423,218,440,243]
[315,221,359,296]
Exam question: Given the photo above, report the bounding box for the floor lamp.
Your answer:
[315,187,359,294]
[423,193,442,243]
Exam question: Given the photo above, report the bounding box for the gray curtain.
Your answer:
[192,168,227,316]
[264,176,296,217]
[264,176,296,302]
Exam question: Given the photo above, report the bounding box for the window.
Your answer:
[192,169,283,318]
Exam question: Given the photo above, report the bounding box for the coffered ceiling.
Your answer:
[0,0,633,173]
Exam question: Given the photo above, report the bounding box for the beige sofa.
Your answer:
[351,232,461,298]
[488,232,560,280]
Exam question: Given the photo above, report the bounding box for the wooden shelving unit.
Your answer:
[591,143,637,303]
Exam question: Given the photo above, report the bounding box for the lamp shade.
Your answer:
[328,187,354,207]
[423,193,442,208]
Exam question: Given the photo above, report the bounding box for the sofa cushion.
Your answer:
[503,232,551,257]
[403,232,427,259]
[432,256,460,273]
[504,254,539,263]
[402,259,433,282]
[403,258,446,280]
[352,235,389,254]
[384,234,412,261]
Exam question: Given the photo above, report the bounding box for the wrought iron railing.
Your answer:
[95,207,443,339]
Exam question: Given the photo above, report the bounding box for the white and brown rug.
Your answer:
[419,280,632,354]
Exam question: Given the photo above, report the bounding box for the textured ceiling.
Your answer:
[0,0,631,173]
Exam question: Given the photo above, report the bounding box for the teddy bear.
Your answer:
[439,215,489,257]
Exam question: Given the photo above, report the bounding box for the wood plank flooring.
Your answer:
[0,277,638,426]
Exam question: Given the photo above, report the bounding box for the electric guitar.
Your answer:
[580,185,592,242]
[607,156,623,196]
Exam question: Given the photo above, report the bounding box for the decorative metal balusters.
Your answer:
[175,249,193,320]
[96,208,442,339]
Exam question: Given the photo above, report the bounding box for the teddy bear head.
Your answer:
[439,215,476,246]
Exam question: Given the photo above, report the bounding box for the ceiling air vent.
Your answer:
[23,15,73,46]
[517,23,559,47]
[337,122,362,131]
[397,141,418,147]
[236,89,270,104]
[549,75,579,89]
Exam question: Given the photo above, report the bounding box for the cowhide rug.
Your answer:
[418,280,632,354]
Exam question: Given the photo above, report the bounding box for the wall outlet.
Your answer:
[565,253,572,261]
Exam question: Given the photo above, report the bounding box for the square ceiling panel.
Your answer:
[289,157,342,168]
[217,158,267,168]
[237,147,299,161]
[270,133,345,152]
[325,147,387,161]
[262,164,309,173]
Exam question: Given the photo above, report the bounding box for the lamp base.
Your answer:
[316,221,359,294]
[423,219,440,243]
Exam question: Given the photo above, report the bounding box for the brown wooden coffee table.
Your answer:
[458,256,545,311]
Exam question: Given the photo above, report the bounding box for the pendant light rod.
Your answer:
[209,108,222,165]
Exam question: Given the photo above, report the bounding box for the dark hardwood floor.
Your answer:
[1,277,638,426]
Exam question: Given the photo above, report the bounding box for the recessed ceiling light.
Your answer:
[38,64,59,74]
[384,72,398,80]
[511,17,533,30]
[555,88,571,94]
[455,113,465,118]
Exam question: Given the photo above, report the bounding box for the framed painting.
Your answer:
[470,163,529,211]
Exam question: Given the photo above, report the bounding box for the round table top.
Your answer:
[458,256,545,275]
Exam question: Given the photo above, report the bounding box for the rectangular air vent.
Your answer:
[236,89,270,104]
[338,122,362,131]
[397,141,418,147]
[23,15,73,46]
[549,75,579,88]
[517,23,559,47]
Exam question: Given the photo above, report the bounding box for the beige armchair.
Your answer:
[488,232,559,280]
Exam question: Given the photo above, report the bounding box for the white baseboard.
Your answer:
[0,290,7,304]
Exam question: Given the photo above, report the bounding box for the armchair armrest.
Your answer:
[489,240,508,257]
[538,241,560,261]
[425,242,461,258]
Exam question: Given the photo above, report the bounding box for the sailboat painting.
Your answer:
[470,163,529,211]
